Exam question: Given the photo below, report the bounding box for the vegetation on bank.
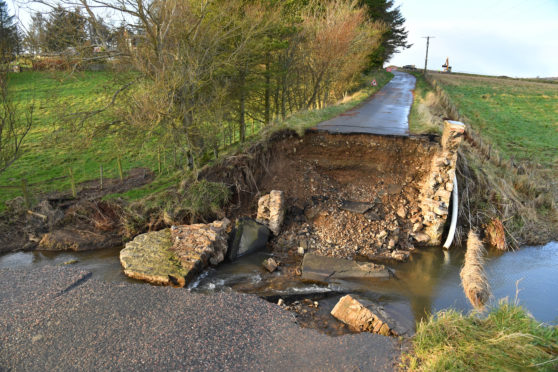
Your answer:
[403,301,558,371]
[407,71,558,247]
[431,72,558,167]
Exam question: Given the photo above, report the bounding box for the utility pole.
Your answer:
[422,36,435,74]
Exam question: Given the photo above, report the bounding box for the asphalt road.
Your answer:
[316,71,416,136]
[0,266,401,371]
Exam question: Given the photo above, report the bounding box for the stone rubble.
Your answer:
[257,190,285,236]
[417,120,465,245]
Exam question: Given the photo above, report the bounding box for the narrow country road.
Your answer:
[0,267,401,371]
[316,71,416,136]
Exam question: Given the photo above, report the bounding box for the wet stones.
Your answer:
[228,218,271,261]
[257,190,285,236]
[119,229,192,286]
[330,295,414,337]
[262,257,279,272]
[301,253,391,283]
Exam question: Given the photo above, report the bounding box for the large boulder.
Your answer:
[301,253,391,283]
[331,295,414,337]
[120,218,230,287]
[256,190,285,236]
[228,218,271,261]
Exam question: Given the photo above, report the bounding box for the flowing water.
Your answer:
[1,242,557,325]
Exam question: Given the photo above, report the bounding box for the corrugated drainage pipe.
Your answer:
[443,174,458,249]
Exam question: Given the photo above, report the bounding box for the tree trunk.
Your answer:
[264,52,271,125]
[238,69,246,143]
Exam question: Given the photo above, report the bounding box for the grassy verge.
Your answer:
[408,72,444,135]
[1,71,155,210]
[406,71,558,246]
[403,301,558,371]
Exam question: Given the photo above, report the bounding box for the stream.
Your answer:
[1,242,557,326]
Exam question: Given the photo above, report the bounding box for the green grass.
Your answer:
[2,70,393,210]
[408,72,443,135]
[430,72,558,167]
[1,71,161,210]
[404,300,558,372]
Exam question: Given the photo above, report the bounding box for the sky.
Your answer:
[389,0,558,78]
[6,0,558,78]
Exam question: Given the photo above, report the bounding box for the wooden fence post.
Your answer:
[69,168,77,198]
[117,156,124,181]
[21,179,31,209]
[100,165,104,190]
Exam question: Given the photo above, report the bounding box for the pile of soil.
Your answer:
[254,131,438,263]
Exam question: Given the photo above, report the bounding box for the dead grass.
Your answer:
[460,230,490,309]
[485,218,507,251]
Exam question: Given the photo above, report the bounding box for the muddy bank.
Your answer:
[0,168,154,253]
[205,130,440,264]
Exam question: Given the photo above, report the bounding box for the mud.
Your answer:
[236,131,439,264]
[0,168,153,253]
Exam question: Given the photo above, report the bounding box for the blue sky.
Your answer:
[390,0,558,77]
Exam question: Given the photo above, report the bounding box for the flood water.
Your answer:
[1,242,557,325]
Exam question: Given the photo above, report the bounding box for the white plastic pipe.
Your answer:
[443,174,458,249]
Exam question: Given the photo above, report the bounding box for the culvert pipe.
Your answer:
[443,174,458,249]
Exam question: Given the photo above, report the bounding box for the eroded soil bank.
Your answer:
[208,130,440,264]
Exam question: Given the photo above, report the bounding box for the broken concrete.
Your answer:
[257,190,285,236]
[301,253,390,283]
[330,294,414,337]
[119,229,191,286]
[119,218,231,287]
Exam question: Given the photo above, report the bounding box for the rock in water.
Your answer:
[120,229,191,286]
[330,295,414,337]
[256,190,285,236]
[301,253,391,283]
[262,258,279,272]
[228,218,271,261]
[170,218,231,267]
[119,218,230,287]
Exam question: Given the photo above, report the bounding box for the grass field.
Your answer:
[1,70,393,210]
[430,72,558,167]
[0,71,161,210]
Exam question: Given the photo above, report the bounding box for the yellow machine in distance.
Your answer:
[442,57,452,73]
